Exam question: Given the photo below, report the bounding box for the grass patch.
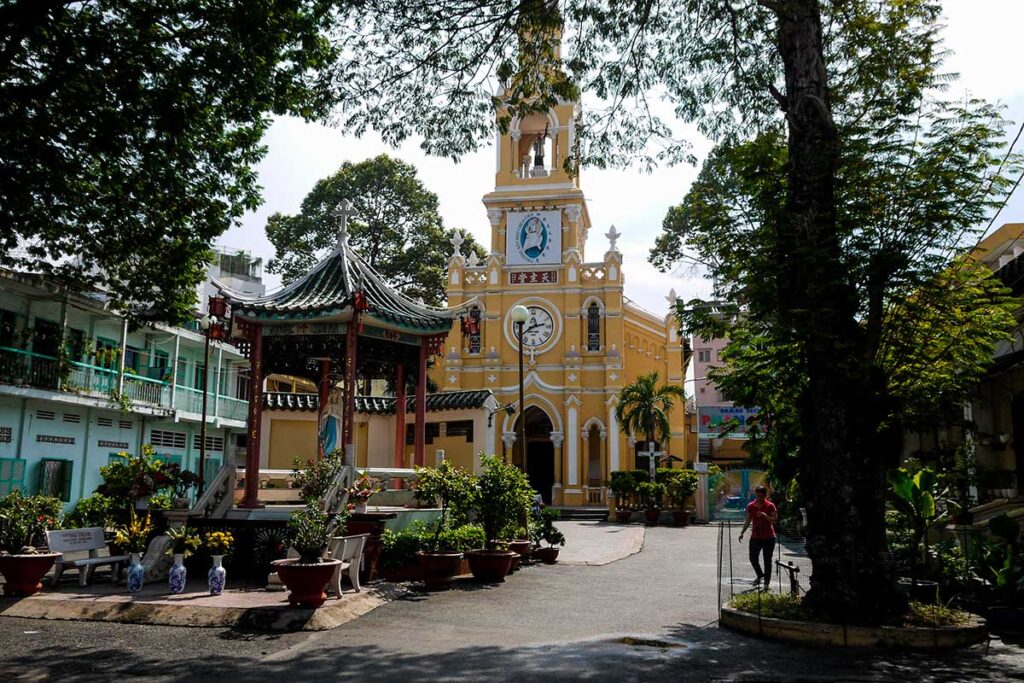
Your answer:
[730,594,970,628]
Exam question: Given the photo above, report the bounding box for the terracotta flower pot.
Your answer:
[644,508,661,525]
[615,510,632,524]
[466,550,515,583]
[0,552,60,596]
[534,546,560,564]
[508,540,532,561]
[672,510,690,527]
[507,553,521,575]
[417,551,463,590]
[271,558,342,608]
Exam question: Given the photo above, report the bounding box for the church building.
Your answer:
[435,83,689,507]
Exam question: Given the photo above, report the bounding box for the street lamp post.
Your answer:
[510,305,531,467]
[198,314,216,497]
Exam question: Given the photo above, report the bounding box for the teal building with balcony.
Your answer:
[0,269,250,508]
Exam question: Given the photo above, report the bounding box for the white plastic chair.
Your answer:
[327,533,369,598]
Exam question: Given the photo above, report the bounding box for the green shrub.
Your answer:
[436,523,486,553]
[475,455,533,549]
[63,492,114,530]
[380,526,426,569]
[731,592,808,621]
[287,504,346,564]
[0,490,62,553]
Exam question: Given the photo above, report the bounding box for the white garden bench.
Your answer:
[46,527,130,587]
[327,533,369,598]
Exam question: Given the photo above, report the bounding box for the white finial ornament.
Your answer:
[605,225,621,252]
[666,288,678,306]
[332,199,355,250]
[467,251,480,267]
[450,230,465,257]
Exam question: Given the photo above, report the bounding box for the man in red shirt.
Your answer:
[738,485,777,589]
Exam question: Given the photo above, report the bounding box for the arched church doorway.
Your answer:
[513,406,555,503]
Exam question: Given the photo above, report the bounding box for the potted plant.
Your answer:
[347,470,382,513]
[466,455,532,582]
[272,504,345,607]
[975,514,1024,629]
[165,526,200,594]
[114,509,154,593]
[532,507,566,564]
[609,471,637,523]
[169,468,200,510]
[412,461,477,589]
[887,466,945,603]
[663,469,699,526]
[204,529,234,595]
[0,490,62,596]
[291,449,345,506]
[637,481,665,525]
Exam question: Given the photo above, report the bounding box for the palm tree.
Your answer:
[615,372,687,473]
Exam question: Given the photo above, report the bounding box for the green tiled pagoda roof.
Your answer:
[263,390,494,414]
[222,230,473,333]
[356,390,494,415]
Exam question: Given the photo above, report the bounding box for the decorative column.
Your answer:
[550,431,564,504]
[394,363,406,469]
[342,319,358,466]
[241,324,263,509]
[608,397,620,473]
[317,359,331,459]
[599,429,608,483]
[414,338,427,466]
[566,396,580,487]
[580,428,590,498]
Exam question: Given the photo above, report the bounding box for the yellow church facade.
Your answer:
[432,94,688,507]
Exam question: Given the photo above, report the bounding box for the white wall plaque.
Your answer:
[505,210,562,266]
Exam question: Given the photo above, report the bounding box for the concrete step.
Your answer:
[552,507,609,521]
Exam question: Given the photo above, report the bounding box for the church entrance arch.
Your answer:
[513,406,555,504]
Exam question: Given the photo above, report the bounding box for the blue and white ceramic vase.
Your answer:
[127,552,145,593]
[168,553,187,594]
[208,555,226,595]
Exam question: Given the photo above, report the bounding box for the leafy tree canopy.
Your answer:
[265,154,485,306]
[0,0,339,323]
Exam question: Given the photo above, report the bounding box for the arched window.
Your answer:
[587,424,602,485]
[586,302,601,351]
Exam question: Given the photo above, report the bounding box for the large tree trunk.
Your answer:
[770,0,901,624]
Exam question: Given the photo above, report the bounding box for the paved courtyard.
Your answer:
[0,523,1021,681]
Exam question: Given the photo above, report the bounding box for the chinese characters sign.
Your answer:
[509,270,558,285]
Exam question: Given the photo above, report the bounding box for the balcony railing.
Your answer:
[0,346,60,390]
[1,346,249,420]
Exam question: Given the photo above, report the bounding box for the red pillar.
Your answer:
[317,359,331,459]
[392,363,406,488]
[394,364,406,468]
[414,340,427,467]
[241,324,263,509]
[343,317,358,466]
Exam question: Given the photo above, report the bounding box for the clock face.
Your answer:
[518,306,555,347]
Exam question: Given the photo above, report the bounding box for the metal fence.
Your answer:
[716,518,812,620]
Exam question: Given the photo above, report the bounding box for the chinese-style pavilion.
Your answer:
[221,201,475,508]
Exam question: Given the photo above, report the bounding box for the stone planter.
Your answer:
[534,546,560,564]
[508,539,532,561]
[417,551,463,590]
[271,558,342,608]
[507,553,521,575]
[720,604,988,649]
[466,549,515,583]
[0,552,60,596]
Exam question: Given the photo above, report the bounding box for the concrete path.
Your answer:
[1,524,1021,682]
[557,520,645,566]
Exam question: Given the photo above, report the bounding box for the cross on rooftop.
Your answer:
[332,199,355,250]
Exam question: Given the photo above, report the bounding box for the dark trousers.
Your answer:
[749,538,776,583]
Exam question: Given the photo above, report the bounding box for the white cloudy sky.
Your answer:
[223,0,1024,317]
